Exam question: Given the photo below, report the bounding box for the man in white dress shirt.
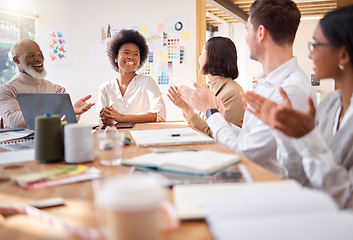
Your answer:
[180,0,316,184]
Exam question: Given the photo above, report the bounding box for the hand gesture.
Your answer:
[167,86,195,118]
[167,86,189,110]
[216,96,226,117]
[242,87,316,138]
[73,95,95,115]
[272,94,316,138]
[179,82,217,113]
[99,106,115,126]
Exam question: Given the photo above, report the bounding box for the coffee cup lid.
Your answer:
[96,174,166,212]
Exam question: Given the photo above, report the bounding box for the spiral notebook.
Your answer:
[0,138,35,151]
[0,129,34,143]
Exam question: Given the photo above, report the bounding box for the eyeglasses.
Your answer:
[308,41,334,53]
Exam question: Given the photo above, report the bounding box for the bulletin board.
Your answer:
[91,16,189,86]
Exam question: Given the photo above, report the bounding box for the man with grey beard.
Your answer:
[0,39,94,129]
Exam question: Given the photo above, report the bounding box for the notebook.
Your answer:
[122,150,240,175]
[17,93,77,130]
[201,188,352,240]
[173,180,301,220]
[130,127,215,147]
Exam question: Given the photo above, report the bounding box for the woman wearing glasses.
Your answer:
[243,5,353,209]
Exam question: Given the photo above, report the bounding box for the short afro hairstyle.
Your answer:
[107,29,149,72]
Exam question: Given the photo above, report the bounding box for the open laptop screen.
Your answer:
[17,93,77,130]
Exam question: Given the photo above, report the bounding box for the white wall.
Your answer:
[35,0,197,123]
[34,1,335,125]
[294,19,335,101]
[215,19,335,101]
[216,23,262,92]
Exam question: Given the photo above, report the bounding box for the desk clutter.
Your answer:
[2,122,352,240]
[10,164,100,189]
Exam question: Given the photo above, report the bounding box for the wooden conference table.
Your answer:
[0,122,280,240]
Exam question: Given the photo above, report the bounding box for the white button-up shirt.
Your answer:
[207,58,316,182]
[97,74,166,122]
[291,92,353,209]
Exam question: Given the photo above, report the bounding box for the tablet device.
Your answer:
[17,93,77,130]
[115,122,134,129]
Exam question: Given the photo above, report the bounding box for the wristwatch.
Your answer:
[206,108,219,119]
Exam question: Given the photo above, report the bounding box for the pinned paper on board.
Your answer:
[49,28,73,67]
[130,25,140,32]
[163,32,168,47]
[158,23,165,32]
[162,54,169,63]
[137,62,152,76]
[180,46,185,64]
[158,62,169,85]
[96,16,189,84]
[101,23,112,43]
[165,16,188,33]
[147,32,163,51]
[182,32,189,40]
[167,38,180,61]
[140,26,147,34]
[148,51,154,62]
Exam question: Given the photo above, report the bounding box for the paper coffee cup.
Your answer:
[93,174,166,240]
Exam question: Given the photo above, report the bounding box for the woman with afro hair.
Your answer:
[98,29,166,126]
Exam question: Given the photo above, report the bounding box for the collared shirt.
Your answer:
[0,72,63,128]
[292,91,353,209]
[207,57,316,182]
[97,74,166,122]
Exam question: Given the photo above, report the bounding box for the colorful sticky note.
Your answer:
[182,32,189,40]
[158,23,165,32]
[140,26,147,34]
[155,50,162,57]
[162,54,169,62]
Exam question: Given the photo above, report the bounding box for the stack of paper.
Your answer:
[201,188,353,240]
[0,129,34,143]
[11,164,100,189]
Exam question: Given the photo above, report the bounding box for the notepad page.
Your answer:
[130,127,214,147]
[209,211,353,240]
[173,180,301,220]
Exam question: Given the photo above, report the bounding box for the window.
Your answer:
[0,12,36,84]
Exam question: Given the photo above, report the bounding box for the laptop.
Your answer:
[17,93,77,130]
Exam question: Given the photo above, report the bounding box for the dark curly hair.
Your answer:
[107,29,149,72]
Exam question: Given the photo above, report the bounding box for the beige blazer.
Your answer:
[188,77,245,137]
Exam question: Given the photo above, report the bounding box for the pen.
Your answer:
[0,128,25,133]
[171,133,180,137]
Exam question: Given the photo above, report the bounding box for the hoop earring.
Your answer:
[114,59,118,63]
[339,63,344,71]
